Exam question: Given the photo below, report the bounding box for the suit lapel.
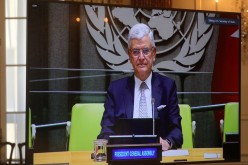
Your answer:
[152,73,162,118]
[125,76,135,118]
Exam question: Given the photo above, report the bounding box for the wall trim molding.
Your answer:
[241,114,248,120]
[241,153,248,162]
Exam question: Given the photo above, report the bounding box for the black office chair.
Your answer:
[18,142,26,165]
[0,141,15,165]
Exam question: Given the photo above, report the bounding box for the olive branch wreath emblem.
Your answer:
[85,5,214,72]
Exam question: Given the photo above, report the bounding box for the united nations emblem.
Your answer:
[85,5,214,72]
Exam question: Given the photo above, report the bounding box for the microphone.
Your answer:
[151,98,155,135]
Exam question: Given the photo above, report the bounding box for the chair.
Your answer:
[179,104,195,148]
[222,102,239,142]
[68,103,195,150]
[68,103,104,151]
[12,108,31,165]
[18,142,26,165]
[0,142,15,165]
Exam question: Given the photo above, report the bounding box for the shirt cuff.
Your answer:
[165,138,173,149]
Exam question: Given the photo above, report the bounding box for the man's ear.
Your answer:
[153,47,157,62]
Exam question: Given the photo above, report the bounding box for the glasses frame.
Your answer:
[129,47,154,57]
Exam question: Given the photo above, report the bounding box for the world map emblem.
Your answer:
[85,5,214,72]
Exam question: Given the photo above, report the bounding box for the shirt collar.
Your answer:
[134,72,152,90]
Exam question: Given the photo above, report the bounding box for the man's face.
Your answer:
[128,35,156,80]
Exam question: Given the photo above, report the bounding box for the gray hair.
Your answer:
[127,23,155,48]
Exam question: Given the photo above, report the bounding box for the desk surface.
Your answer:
[34,148,224,165]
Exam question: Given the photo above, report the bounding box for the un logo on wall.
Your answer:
[85,5,214,72]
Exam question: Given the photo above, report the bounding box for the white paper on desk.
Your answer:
[162,149,189,157]
[204,153,221,159]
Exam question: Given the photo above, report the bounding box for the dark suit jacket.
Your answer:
[97,72,183,148]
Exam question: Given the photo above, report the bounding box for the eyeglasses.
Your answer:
[129,47,154,57]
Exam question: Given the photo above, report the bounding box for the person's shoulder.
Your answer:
[110,76,132,86]
[153,72,175,83]
[111,76,130,83]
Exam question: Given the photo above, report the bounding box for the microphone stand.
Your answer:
[151,98,155,135]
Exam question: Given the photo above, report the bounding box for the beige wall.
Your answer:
[241,60,248,160]
[0,0,6,141]
[172,0,196,10]
[0,0,6,160]
[173,0,241,12]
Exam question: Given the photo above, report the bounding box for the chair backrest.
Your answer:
[179,104,193,148]
[68,103,104,151]
[68,103,193,150]
[0,142,15,164]
[223,102,239,142]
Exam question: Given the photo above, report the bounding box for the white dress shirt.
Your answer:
[133,73,152,118]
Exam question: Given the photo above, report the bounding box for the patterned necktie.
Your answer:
[139,82,148,118]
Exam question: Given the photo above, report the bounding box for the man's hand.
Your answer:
[160,137,171,151]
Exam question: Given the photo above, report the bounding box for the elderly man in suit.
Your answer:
[97,23,183,150]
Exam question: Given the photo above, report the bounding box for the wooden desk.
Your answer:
[34,148,224,164]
